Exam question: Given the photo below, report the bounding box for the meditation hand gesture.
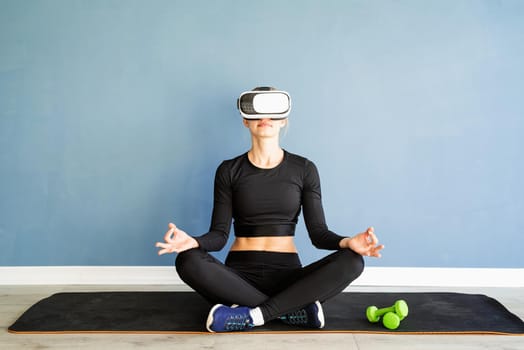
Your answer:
[341,227,384,258]
[155,223,199,255]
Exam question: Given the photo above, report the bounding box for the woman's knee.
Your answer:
[334,249,365,282]
[175,248,206,280]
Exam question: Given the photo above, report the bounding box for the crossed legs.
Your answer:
[175,248,364,322]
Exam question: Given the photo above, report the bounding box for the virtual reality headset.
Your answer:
[237,89,291,119]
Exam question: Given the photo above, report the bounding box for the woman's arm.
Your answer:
[193,161,233,251]
[302,160,384,257]
[155,161,233,254]
[302,160,347,250]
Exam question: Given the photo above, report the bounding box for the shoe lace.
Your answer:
[225,314,252,331]
[283,308,308,325]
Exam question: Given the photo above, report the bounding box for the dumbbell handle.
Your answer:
[366,300,408,323]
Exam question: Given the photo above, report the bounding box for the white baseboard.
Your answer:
[353,267,524,288]
[0,266,523,287]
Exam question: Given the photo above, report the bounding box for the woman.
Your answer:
[155,87,384,333]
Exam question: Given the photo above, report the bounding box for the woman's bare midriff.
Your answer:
[230,236,297,253]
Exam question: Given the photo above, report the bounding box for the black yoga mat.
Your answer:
[8,292,524,335]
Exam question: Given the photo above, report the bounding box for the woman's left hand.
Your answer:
[340,227,384,258]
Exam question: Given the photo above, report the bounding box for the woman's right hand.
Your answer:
[155,223,199,255]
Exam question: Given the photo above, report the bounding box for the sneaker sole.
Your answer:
[206,304,225,333]
[315,301,325,329]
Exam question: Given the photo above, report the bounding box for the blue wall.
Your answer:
[1,0,523,268]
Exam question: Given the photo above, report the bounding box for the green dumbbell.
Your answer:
[381,311,402,330]
[366,300,409,330]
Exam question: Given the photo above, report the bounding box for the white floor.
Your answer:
[1,285,523,350]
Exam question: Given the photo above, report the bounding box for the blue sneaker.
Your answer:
[206,304,254,332]
[280,301,325,328]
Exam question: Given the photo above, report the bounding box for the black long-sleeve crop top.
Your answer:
[194,150,346,251]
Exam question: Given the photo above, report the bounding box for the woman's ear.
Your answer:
[242,118,249,127]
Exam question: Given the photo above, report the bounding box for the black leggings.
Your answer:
[175,248,364,321]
